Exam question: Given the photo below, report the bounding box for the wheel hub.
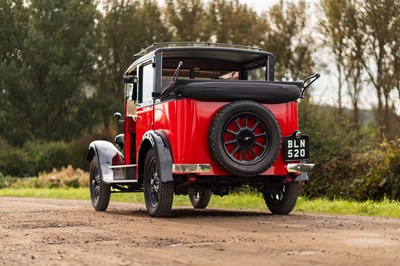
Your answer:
[150,167,160,204]
[237,129,256,148]
[93,174,100,202]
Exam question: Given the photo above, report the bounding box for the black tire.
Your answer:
[89,157,111,211]
[263,181,300,214]
[143,148,174,217]
[209,100,282,177]
[189,188,212,209]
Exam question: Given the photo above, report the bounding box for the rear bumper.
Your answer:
[287,163,315,181]
[287,163,315,173]
[172,164,212,174]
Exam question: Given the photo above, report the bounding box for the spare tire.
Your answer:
[208,100,282,177]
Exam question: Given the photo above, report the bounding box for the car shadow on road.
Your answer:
[104,207,308,220]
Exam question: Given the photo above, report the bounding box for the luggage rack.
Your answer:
[134,42,263,58]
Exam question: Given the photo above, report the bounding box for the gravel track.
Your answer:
[1,197,399,265]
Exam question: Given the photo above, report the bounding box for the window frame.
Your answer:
[138,60,155,106]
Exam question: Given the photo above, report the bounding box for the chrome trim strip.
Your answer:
[105,180,138,184]
[287,163,315,173]
[172,164,212,173]
[109,164,137,169]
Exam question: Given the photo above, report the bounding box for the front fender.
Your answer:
[87,140,124,183]
[138,131,173,183]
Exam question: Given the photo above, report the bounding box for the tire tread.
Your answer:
[264,182,300,214]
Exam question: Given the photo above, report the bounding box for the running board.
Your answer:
[109,164,137,169]
[102,164,137,183]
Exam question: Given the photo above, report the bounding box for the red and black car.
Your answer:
[87,42,318,217]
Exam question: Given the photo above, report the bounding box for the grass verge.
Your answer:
[1,188,400,218]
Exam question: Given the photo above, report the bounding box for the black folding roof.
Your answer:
[157,47,272,65]
[124,43,274,76]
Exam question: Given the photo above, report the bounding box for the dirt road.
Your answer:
[1,197,399,265]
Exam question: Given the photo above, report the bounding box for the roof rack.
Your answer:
[134,42,263,58]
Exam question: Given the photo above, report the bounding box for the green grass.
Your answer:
[1,188,400,218]
[295,197,400,218]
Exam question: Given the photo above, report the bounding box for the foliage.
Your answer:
[93,0,171,130]
[0,138,73,176]
[0,137,30,177]
[0,130,114,176]
[319,0,348,111]
[0,176,19,189]
[0,0,400,203]
[7,165,88,189]
[264,0,315,81]
[300,101,400,201]
[320,0,400,136]
[204,0,266,45]
[348,139,400,200]
[166,0,208,42]
[0,0,98,145]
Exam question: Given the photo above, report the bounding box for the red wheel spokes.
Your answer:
[223,113,268,164]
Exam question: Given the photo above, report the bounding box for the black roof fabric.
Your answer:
[164,80,301,104]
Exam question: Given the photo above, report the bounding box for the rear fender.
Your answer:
[138,131,173,183]
[87,140,124,183]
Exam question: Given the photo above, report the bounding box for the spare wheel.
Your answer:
[208,100,282,177]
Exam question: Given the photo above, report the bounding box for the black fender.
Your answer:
[87,140,124,183]
[138,130,173,183]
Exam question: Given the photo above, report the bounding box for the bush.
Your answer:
[0,175,19,189]
[67,129,115,171]
[0,138,30,177]
[10,165,89,189]
[0,130,115,177]
[24,140,74,175]
[348,140,400,200]
[297,101,400,201]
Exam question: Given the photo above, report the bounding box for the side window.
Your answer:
[139,62,154,103]
[246,66,266,81]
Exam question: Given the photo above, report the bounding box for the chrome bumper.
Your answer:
[287,163,315,173]
[172,164,212,174]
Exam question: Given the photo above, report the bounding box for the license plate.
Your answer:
[284,133,310,161]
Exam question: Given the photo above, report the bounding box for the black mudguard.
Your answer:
[138,131,173,183]
[87,140,124,183]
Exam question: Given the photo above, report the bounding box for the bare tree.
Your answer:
[319,0,348,112]
[361,0,400,137]
[343,0,366,127]
[264,0,315,81]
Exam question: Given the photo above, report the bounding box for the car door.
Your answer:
[136,60,155,144]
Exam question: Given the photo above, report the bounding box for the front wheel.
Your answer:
[143,148,174,217]
[89,157,111,211]
[263,181,300,214]
[189,188,212,209]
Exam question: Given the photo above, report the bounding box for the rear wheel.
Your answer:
[189,188,212,209]
[143,148,174,217]
[263,182,300,214]
[89,157,111,211]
